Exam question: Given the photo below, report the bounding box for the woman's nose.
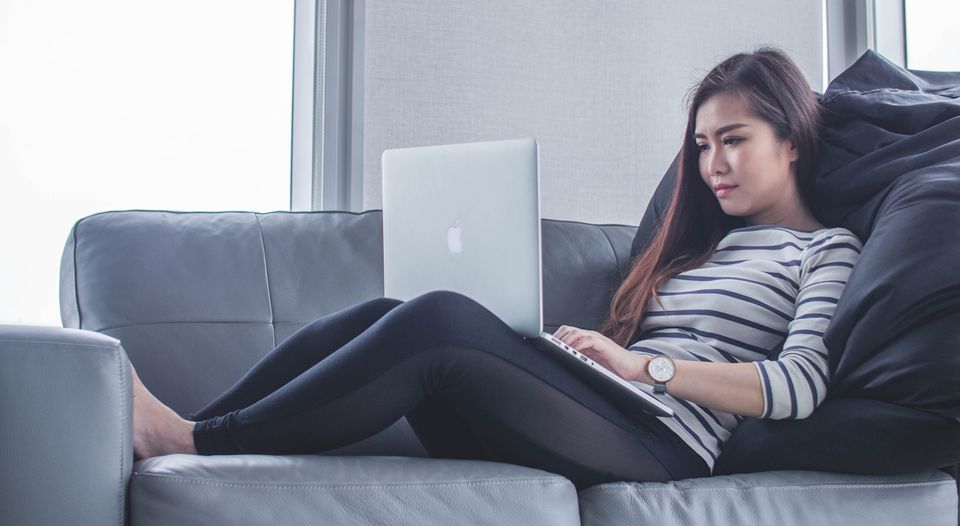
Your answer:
[705,148,728,175]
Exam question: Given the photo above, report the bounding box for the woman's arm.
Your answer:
[559,231,864,421]
[630,354,765,418]
[555,327,765,418]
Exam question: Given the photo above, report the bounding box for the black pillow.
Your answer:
[630,151,679,263]
[714,398,960,476]
[633,50,960,474]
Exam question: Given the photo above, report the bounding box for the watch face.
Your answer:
[648,356,676,382]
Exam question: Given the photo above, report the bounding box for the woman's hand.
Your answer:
[554,325,649,382]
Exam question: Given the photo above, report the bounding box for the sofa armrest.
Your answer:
[0,325,131,526]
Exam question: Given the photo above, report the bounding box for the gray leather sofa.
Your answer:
[1,209,957,525]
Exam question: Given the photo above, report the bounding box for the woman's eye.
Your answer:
[723,137,743,145]
[696,143,709,153]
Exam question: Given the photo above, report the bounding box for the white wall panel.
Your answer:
[363,1,822,225]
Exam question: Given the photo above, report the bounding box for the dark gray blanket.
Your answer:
[812,51,960,417]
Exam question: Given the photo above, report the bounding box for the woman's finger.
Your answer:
[576,332,593,345]
[558,326,579,341]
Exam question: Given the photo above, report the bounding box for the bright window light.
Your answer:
[0,1,294,326]
[905,0,960,71]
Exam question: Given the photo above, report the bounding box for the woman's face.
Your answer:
[694,91,799,226]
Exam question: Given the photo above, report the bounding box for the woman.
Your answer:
[131,47,863,489]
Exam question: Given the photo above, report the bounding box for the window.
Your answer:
[0,1,294,326]
[904,0,960,71]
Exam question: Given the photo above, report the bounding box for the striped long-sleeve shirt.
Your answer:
[626,224,863,473]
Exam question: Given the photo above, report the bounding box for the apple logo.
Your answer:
[446,219,463,254]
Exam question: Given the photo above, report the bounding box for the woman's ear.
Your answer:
[785,139,799,162]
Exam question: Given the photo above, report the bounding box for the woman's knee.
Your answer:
[383,290,496,336]
[372,296,404,311]
[397,291,520,352]
[403,290,488,320]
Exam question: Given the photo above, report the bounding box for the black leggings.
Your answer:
[188,290,709,489]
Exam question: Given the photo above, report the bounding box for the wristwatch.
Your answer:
[646,356,676,394]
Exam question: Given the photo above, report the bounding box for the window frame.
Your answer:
[291,0,364,212]
[824,0,906,86]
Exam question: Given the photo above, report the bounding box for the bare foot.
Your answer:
[130,363,198,460]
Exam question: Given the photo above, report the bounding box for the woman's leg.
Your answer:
[190,290,709,488]
[187,297,404,421]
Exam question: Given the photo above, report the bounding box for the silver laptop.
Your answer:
[381,137,674,418]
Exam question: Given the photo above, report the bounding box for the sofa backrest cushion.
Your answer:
[60,210,634,415]
[60,211,386,415]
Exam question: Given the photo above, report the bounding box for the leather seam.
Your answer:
[77,209,380,220]
[131,474,569,490]
[0,339,120,350]
[595,224,624,283]
[94,320,343,334]
[94,320,275,333]
[73,218,83,329]
[602,480,955,492]
[115,341,127,526]
[537,216,636,229]
[253,213,277,349]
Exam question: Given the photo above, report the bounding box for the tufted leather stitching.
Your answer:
[73,217,84,329]
[94,320,274,333]
[253,213,276,349]
[593,480,956,493]
[0,338,119,349]
[594,225,624,282]
[132,474,570,490]
[114,341,127,526]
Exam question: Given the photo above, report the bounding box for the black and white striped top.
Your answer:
[627,224,863,473]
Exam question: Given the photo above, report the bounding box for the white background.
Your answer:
[0,1,293,326]
[905,0,960,71]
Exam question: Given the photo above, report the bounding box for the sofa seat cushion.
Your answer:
[131,454,579,526]
[577,469,956,526]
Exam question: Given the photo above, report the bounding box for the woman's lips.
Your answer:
[715,186,737,197]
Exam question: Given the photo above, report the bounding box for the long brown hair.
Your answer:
[599,47,823,348]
